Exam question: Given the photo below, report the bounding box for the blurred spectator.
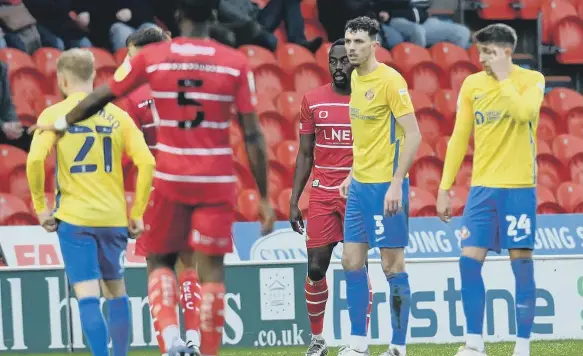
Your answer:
[109,0,158,51]
[219,0,323,52]
[376,0,471,49]
[317,0,350,41]
[23,0,92,50]
[0,0,41,54]
[0,61,24,146]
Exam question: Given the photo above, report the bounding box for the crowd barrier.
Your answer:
[0,214,581,353]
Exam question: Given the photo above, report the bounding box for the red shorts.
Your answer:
[135,189,234,257]
[306,194,346,249]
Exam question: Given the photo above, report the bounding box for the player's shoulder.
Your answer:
[378,63,403,78]
[37,99,69,124]
[514,65,544,84]
[104,102,134,126]
[460,71,490,90]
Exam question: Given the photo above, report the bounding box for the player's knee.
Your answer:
[101,279,127,299]
[341,254,364,271]
[147,253,178,271]
[461,246,488,262]
[195,252,225,283]
[380,248,405,276]
[73,279,101,299]
[509,248,533,260]
[307,262,326,282]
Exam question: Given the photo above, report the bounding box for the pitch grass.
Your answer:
[3,340,582,355]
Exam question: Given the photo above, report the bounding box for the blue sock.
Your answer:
[387,272,411,346]
[459,256,486,336]
[107,296,131,356]
[511,258,536,339]
[78,297,109,356]
[345,268,369,336]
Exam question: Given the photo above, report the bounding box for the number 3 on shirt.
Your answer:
[70,125,113,174]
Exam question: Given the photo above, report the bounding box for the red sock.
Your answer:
[150,309,166,353]
[305,277,328,336]
[179,268,201,345]
[148,267,179,352]
[199,283,225,356]
[366,274,372,333]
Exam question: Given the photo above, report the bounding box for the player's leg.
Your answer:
[456,187,498,355]
[363,180,410,356]
[340,180,371,355]
[57,221,109,356]
[177,252,202,351]
[145,257,170,355]
[499,188,537,356]
[190,203,235,356]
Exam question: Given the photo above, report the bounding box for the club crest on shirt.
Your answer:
[364,88,375,101]
[460,226,471,240]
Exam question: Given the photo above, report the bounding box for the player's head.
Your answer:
[56,49,95,98]
[474,23,517,71]
[175,0,217,30]
[329,39,353,90]
[126,26,171,57]
[344,16,380,67]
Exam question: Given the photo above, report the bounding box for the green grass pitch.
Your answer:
[3,340,582,355]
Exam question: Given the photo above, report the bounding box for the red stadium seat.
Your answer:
[409,89,447,142]
[566,108,583,137]
[276,187,309,220]
[315,42,332,73]
[391,43,445,96]
[415,141,436,161]
[539,105,563,143]
[10,72,46,110]
[14,98,36,127]
[478,0,517,20]
[430,42,479,90]
[556,181,583,212]
[409,186,437,217]
[541,0,580,44]
[274,26,287,45]
[275,91,303,126]
[32,47,61,80]
[536,185,564,214]
[253,66,286,101]
[568,153,583,184]
[276,43,316,74]
[0,193,35,225]
[553,18,583,64]
[240,45,279,70]
[292,65,328,95]
[537,154,567,189]
[256,96,288,148]
[37,95,63,116]
[273,140,299,178]
[449,185,468,216]
[467,44,481,69]
[538,138,553,155]
[0,145,27,192]
[517,0,543,19]
[552,134,583,166]
[236,189,260,221]
[114,47,128,65]
[301,0,318,20]
[235,160,257,190]
[433,89,458,128]
[304,20,327,42]
[87,47,117,71]
[409,89,433,111]
[0,48,37,74]
[434,135,474,162]
[410,156,443,193]
[456,157,473,188]
[376,47,394,68]
[545,88,583,120]
[268,166,287,200]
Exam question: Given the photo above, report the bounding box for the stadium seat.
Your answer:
[478,0,517,20]
[0,145,27,192]
[449,185,468,216]
[556,181,583,212]
[553,17,583,64]
[256,97,288,149]
[429,42,479,90]
[568,153,583,184]
[315,42,332,75]
[276,43,316,74]
[433,89,458,126]
[545,87,583,120]
[37,95,63,116]
[538,137,553,155]
[0,48,37,74]
[236,189,260,221]
[536,185,564,214]
[409,89,433,111]
[538,105,563,143]
[541,0,580,44]
[391,43,445,96]
[455,157,473,188]
[274,26,288,44]
[304,20,328,42]
[566,108,583,137]
[301,0,318,20]
[87,47,117,87]
[415,141,436,161]
[291,65,328,95]
[410,156,443,193]
[409,89,447,144]
[114,47,128,65]
[10,72,46,110]
[275,91,303,127]
[467,44,481,69]
[434,135,474,162]
[268,166,287,199]
[276,187,309,220]
[235,160,257,190]
[517,0,542,19]
[32,47,61,84]
[240,45,279,70]
[552,134,583,166]
[253,65,286,101]
[409,186,437,217]
[273,140,299,179]
[0,193,36,226]
[537,154,567,189]
[376,47,394,68]
[14,98,36,127]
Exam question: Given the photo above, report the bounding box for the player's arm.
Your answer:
[387,78,422,183]
[26,111,58,214]
[439,78,474,191]
[121,113,156,220]
[498,72,545,123]
[290,96,315,210]
[54,52,148,130]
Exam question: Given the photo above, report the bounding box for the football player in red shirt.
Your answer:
[33,1,275,355]
[290,39,371,356]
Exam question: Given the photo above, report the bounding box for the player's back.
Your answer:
[301,84,352,195]
[42,93,139,227]
[128,37,254,204]
[461,65,544,187]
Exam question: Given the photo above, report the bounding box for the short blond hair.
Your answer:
[57,49,95,82]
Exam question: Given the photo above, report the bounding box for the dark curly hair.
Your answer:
[344,16,380,38]
[473,23,517,51]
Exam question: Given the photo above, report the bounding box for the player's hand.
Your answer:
[384,180,403,217]
[289,204,304,234]
[2,122,23,140]
[489,47,511,81]
[339,173,352,199]
[259,198,275,236]
[38,210,57,233]
[28,116,69,135]
[436,189,452,223]
[129,219,144,239]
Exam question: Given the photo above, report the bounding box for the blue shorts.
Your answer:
[344,179,409,249]
[461,186,537,253]
[57,221,129,284]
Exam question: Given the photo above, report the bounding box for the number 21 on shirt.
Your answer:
[69,125,113,174]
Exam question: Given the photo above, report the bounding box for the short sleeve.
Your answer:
[385,72,415,118]
[109,51,148,97]
[235,59,257,114]
[299,96,315,134]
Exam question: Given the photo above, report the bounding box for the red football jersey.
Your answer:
[109,37,257,205]
[299,84,352,198]
[125,83,157,151]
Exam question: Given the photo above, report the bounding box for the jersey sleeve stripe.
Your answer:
[151,91,234,102]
